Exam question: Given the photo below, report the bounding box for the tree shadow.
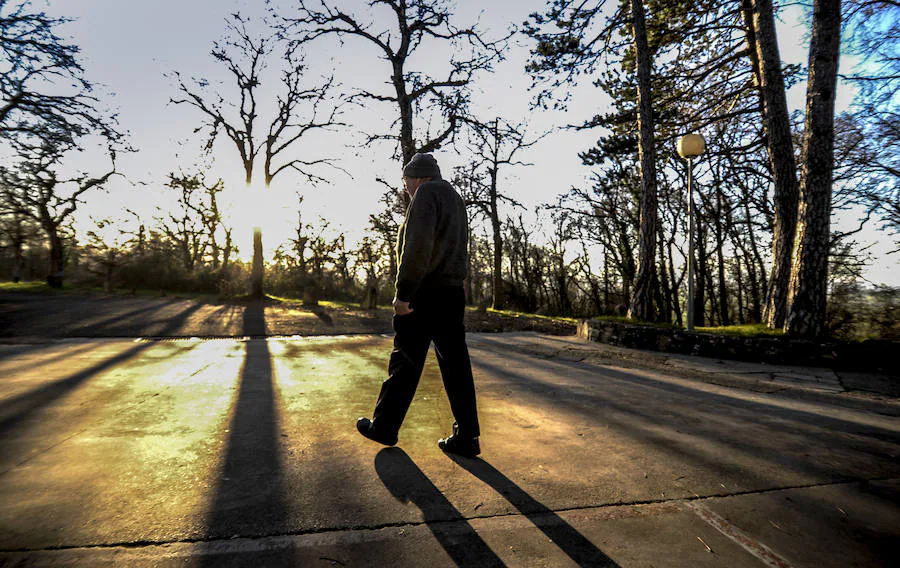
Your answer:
[8,342,109,374]
[309,306,333,326]
[0,302,206,437]
[200,302,290,564]
[447,455,620,568]
[374,447,505,567]
[471,347,900,487]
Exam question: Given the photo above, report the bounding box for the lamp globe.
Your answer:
[677,134,706,159]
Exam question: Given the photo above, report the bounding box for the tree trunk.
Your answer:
[395,60,415,212]
[489,169,504,311]
[617,223,637,294]
[734,259,746,324]
[46,226,64,288]
[249,176,265,299]
[785,0,841,338]
[223,230,233,269]
[657,227,674,324]
[626,0,659,322]
[603,251,612,314]
[464,225,474,306]
[490,218,504,311]
[715,185,731,326]
[666,239,683,326]
[704,260,718,326]
[693,221,707,328]
[104,252,115,293]
[743,196,769,296]
[732,231,762,323]
[12,224,25,283]
[747,255,762,323]
[744,0,801,329]
[250,228,264,299]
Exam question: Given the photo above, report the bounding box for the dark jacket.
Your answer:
[395,177,468,302]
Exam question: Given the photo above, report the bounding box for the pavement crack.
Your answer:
[0,428,89,478]
[833,371,849,393]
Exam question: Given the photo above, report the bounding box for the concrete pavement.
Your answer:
[1,332,898,567]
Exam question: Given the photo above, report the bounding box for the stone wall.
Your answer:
[577,319,896,374]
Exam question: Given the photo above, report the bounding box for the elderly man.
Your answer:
[357,153,481,458]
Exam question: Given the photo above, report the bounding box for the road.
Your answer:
[1,330,898,566]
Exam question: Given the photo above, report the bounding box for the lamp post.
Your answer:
[677,134,706,331]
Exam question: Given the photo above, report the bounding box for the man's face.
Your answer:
[402,176,426,197]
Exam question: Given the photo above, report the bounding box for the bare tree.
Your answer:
[0,0,119,147]
[353,236,383,308]
[165,172,234,270]
[156,172,234,272]
[83,216,127,292]
[171,13,344,299]
[0,135,117,287]
[525,0,659,320]
[281,0,511,208]
[462,117,540,310]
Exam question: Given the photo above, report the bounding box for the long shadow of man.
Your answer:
[375,448,505,567]
[447,455,620,568]
[200,301,290,565]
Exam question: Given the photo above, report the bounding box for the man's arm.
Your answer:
[395,187,437,303]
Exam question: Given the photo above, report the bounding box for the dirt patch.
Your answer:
[0,292,576,339]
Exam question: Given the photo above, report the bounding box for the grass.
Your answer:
[464,305,579,324]
[695,323,785,337]
[585,314,784,337]
[265,295,393,312]
[0,281,56,293]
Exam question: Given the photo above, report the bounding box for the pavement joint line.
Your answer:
[3,476,897,555]
[685,501,795,568]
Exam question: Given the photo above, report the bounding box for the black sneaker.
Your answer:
[356,417,398,446]
[438,424,480,458]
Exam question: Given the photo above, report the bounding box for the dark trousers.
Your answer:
[372,286,480,439]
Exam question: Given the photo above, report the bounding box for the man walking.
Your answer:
[357,153,481,458]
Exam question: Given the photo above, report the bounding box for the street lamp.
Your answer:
[677,134,706,331]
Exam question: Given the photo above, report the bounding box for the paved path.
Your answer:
[1,332,898,567]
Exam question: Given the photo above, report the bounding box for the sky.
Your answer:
[34,0,900,287]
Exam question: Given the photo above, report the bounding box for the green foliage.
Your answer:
[828,283,900,340]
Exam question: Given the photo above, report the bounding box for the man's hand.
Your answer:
[392,297,414,316]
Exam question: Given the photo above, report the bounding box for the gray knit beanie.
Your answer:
[402,153,441,179]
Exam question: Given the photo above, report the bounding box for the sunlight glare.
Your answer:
[224,178,298,262]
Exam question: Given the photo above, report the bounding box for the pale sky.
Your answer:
[36,0,900,286]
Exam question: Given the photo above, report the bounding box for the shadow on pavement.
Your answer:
[375,447,505,567]
[200,303,290,565]
[0,294,190,338]
[448,454,620,568]
[0,302,206,438]
[310,307,333,326]
[471,345,900,487]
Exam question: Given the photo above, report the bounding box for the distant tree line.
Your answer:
[1,0,898,341]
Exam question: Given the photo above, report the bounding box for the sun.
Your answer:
[221,179,298,263]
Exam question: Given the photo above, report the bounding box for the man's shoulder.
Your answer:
[419,178,458,199]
